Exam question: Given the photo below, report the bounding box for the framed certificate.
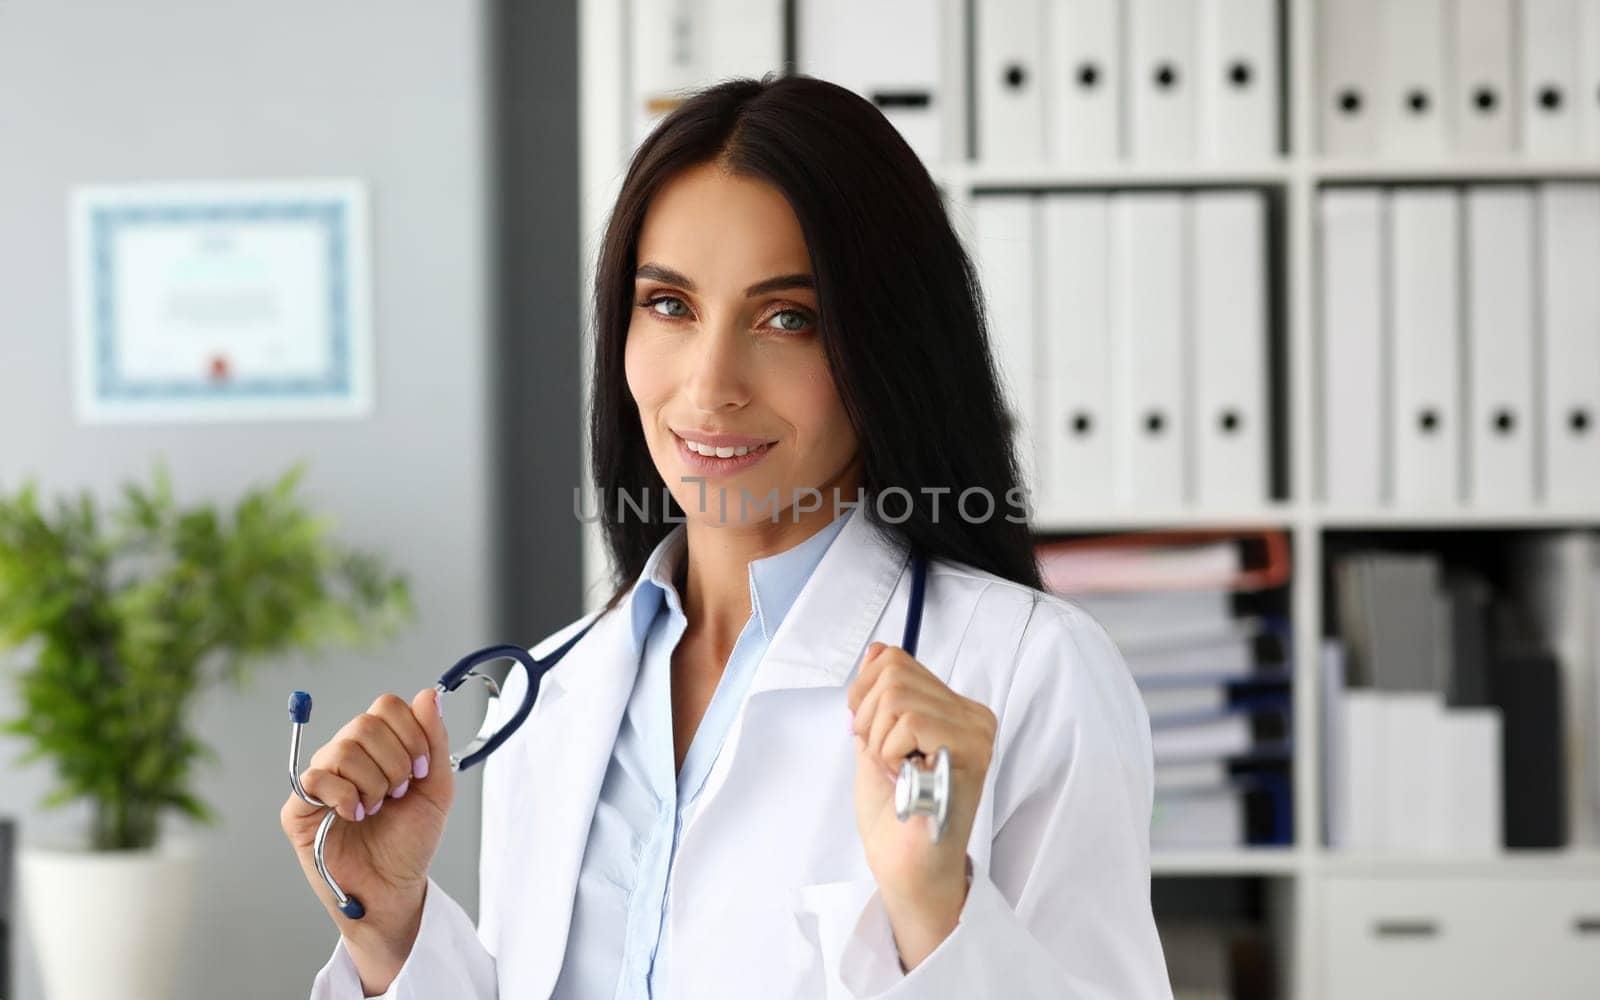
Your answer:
[70,179,374,423]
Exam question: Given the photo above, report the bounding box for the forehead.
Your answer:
[635,162,811,285]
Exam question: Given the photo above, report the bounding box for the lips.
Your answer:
[672,427,776,451]
[672,432,776,475]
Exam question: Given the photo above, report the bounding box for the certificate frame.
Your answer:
[70,178,374,423]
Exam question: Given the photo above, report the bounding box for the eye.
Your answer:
[764,308,813,333]
[640,294,691,319]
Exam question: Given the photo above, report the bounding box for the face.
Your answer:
[625,161,862,531]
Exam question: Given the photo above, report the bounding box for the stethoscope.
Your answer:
[287,547,946,920]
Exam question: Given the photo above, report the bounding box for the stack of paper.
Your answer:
[1043,532,1294,848]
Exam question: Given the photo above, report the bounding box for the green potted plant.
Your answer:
[0,460,413,1000]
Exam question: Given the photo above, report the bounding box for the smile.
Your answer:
[673,432,777,473]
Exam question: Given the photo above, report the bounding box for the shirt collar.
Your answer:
[627,507,856,651]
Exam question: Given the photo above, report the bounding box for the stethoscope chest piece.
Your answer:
[895,745,951,844]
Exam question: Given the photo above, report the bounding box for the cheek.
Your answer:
[780,354,854,450]
[623,325,667,410]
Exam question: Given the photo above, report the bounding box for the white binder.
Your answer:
[973,196,1045,512]
[1437,709,1504,852]
[1319,189,1386,506]
[1341,690,1386,850]
[1378,0,1449,157]
[1127,0,1198,160]
[1191,191,1268,506]
[1044,0,1121,163]
[1538,183,1600,504]
[1464,186,1537,508]
[1582,0,1600,154]
[631,0,783,147]
[1039,195,1115,514]
[1521,0,1583,155]
[1384,693,1444,852]
[1389,188,1463,507]
[1452,0,1518,154]
[976,0,1046,162]
[796,0,947,165]
[1320,0,1382,155]
[1198,0,1279,160]
[1111,193,1188,505]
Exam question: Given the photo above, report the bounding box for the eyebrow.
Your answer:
[634,262,815,298]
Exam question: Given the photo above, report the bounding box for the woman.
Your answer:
[284,74,1170,999]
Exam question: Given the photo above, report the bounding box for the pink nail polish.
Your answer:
[414,755,429,780]
[370,798,382,814]
[355,802,365,822]
[393,779,410,799]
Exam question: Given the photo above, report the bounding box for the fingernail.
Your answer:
[414,755,429,780]
[355,802,365,822]
[436,690,445,720]
[370,798,383,815]
[393,779,410,799]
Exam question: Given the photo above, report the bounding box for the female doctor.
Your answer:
[283,75,1171,999]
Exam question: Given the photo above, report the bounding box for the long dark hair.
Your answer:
[589,73,1042,613]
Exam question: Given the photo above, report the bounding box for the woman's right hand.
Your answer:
[280,687,454,951]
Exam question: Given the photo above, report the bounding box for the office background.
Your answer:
[5,1,1600,998]
[0,1,582,998]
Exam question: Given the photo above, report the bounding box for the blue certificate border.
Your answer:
[89,199,353,402]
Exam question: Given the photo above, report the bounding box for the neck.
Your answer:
[678,462,861,653]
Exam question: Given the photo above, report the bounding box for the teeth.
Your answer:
[683,437,763,458]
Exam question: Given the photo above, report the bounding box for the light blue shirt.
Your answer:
[551,508,855,1000]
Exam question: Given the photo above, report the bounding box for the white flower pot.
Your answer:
[19,837,198,1000]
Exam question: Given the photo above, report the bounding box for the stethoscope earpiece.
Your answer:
[286,691,366,920]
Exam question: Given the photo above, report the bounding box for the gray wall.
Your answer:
[0,1,504,996]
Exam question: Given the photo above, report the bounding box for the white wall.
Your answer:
[0,1,494,996]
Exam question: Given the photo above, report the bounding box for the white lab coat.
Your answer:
[309,510,1172,999]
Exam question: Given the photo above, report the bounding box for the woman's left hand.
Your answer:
[846,641,997,967]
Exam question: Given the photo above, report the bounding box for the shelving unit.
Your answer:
[578,2,1600,996]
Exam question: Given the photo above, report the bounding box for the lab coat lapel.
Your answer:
[512,600,637,998]
[670,511,912,906]
[749,508,913,697]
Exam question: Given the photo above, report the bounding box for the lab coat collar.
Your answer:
[625,506,858,652]
[596,503,912,697]
[748,505,911,697]
[541,504,904,701]
[747,507,854,642]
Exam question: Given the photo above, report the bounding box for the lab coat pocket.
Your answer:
[794,877,903,999]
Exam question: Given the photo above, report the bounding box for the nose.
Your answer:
[683,318,751,413]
